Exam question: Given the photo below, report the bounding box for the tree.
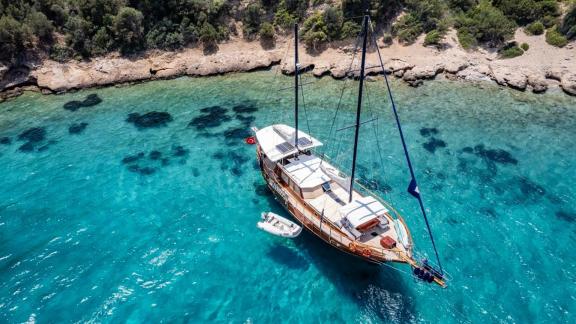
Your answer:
[302,11,328,50]
[560,4,576,39]
[274,8,296,30]
[393,13,423,44]
[259,22,275,40]
[27,11,54,42]
[323,6,343,40]
[92,27,113,55]
[495,0,559,25]
[243,3,262,39]
[65,16,93,57]
[199,22,218,53]
[0,16,32,63]
[259,22,275,48]
[456,0,516,47]
[113,7,144,54]
[341,21,361,39]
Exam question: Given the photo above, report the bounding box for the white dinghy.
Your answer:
[257,212,302,238]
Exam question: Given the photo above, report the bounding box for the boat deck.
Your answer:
[264,157,411,263]
[306,181,404,253]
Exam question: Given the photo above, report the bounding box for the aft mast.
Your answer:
[348,15,369,203]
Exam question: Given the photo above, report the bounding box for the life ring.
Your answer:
[245,136,256,145]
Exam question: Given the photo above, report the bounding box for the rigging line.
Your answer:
[298,72,313,137]
[329,28,363,140]
[369,18,444,274]
[265,37,292,105]
[363,72,391,201]
[328,31,364,168]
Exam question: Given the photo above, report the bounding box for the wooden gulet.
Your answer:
[252,16,446,288]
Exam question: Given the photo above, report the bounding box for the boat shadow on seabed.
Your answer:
[267,220,417,322]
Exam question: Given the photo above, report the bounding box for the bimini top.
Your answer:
[255,124,322,162]
[340,196,389,229]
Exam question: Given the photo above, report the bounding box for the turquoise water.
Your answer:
[0,71,575,323]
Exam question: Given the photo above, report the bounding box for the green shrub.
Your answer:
[525,21,544,35]
[340,21,361,39]
[243,4,262,38]
[520,42,529,51]
[404,0,446,33]
[382,33,393,46]
[303,30,327,50]
[560,5,576,39]
[323,6,343,40]
[393,13,423,44]
[92,27,113,55]
[27,11,54,42]
[545,26,568,47]
[49,43,73,62]
[113,7,145,54]
[455,0,516,47]
[457,28,477,49]
[259,22,275,40]
[499,43,524,58]
[145,19,185,50]
[0,15,32,62]
[274,8,296,30]
[64,16,93,57]
[302,11,328,49]
[495,0,559,25]
[199,22,218,49]
[424,29,443,45]
[541,15,558,28]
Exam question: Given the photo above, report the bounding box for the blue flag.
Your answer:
[408,178,420,199]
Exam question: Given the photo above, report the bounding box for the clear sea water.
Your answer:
[0,71,575,323]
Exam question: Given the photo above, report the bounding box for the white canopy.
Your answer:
[255,124,322,162]
[284,155,330,189]
[340,196,388,229]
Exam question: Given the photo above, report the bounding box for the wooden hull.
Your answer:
[256,147,408,265]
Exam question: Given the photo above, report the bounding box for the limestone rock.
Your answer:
[0,64,8,81]
[312,64,331,77]
[527,74,548,93]
[491,66,527,91]
[544,68,564,81]
[0,66,32,90]
[386,59,414,74]
[455,65,493,82]
[560,73,576,96]
[281,61,314,75]
[402,64,443,86]
[444,61,469,74]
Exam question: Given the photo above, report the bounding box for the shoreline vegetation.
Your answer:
[1,0,575,101]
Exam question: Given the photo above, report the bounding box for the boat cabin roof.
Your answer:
[255,124,322,162]
[284,155,331,189]
[340,196,389,229]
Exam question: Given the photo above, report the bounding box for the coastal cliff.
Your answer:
[1,29,575,101]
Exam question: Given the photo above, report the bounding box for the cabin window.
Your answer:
[321,182,331,192]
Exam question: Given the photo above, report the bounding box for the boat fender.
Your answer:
[413,267,422,276]
[349,243,356,252]
[245,136,256,145]
[361,248,372,258]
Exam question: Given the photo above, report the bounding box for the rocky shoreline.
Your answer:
[1,31,575,102]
